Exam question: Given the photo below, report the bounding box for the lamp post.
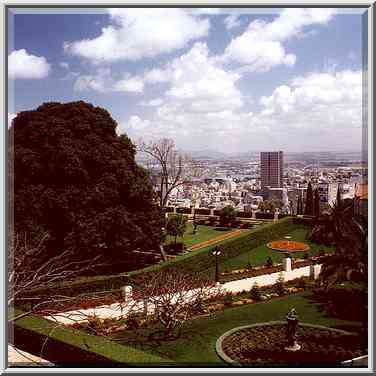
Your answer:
[284,235,291,248]
[212,246,221,283]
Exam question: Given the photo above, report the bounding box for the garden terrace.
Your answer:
[18,218,303,299]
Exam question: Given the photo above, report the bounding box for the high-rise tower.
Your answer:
[260,151,284,189]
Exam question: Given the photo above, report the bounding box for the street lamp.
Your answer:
[284,235,291,248]
[212,246,222,283]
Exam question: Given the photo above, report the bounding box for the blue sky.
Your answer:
[8,8,367,153]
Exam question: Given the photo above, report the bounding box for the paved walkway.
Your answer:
[44,264,321,326]
[8,344,53,366]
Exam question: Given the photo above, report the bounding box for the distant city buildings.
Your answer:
[146,151,366,217]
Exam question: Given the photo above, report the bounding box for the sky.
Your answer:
[7,7,367,154]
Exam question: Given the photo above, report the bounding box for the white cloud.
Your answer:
[8,49,51,79]
[64,9,210,63]
[113,76,144,93]
[140,98,164,107]
[143,68,171,84]
[222,8,336,72]
[59,61,69,70]
[123,69,362,153]
[74,68,144,93]
[8,113,16,128]
[159,42,244,113]
[259,70,362,122]
[224,14,242,30]
[73,67,111,92]
[190,8,222,15]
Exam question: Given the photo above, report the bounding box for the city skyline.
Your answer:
[9,8,366,153]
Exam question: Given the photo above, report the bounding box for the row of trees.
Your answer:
[296,181,321,216]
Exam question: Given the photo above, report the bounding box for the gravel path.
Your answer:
[187,229,245,251]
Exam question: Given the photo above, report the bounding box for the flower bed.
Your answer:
[267,240,310,252]
[217,322,366,366]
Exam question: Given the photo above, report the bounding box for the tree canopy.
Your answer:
[10,101,163,273]
[219,205,237,226]
[166,214,188,245]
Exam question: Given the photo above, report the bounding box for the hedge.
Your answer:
[176,208,191,214]
[236,212,253,218]
[194,208,211,215]
[255,212,274,219]
[10,310,172,366]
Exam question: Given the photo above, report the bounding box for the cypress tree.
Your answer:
[304,182,314,216]
[336,184,342,207]
[314,189,320,217]
[297,194,302,215]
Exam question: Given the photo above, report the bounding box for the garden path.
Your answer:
[44,264,321,325]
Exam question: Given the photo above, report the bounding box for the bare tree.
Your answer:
[131,270,223,339]
[8,231,103,322]
[137,138,202,208]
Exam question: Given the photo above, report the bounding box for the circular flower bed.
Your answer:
[267,240,309,253]
[216,322,365,366]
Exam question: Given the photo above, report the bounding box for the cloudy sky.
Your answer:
[8,8,367,153]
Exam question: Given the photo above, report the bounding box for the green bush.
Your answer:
[250,283,262,301]
[274,273,286,296]
[265,256,274,268]
[223,294,234,306]
[296,277,307,290]
[125,313,143,330]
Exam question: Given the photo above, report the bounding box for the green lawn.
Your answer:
[164,223,236,248]
[110,292,363,365]
[220,228,335,272]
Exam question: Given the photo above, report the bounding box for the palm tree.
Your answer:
[309,198,367,285]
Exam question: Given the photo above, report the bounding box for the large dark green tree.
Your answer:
[10,101,163,273]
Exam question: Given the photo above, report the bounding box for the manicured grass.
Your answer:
[220,228,335,272]
[164,223,236,248]
[110,292,363,365]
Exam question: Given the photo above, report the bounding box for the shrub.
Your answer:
[274,273,286,296]
[265,256,274,268]
[296,277,307,290]
[208,217,217,226]
[125,313,142,329]
[318,249,326,257]
[250,283,262,301]
[223,294,234,306]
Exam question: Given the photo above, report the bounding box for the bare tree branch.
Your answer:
[137,138,203,208]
